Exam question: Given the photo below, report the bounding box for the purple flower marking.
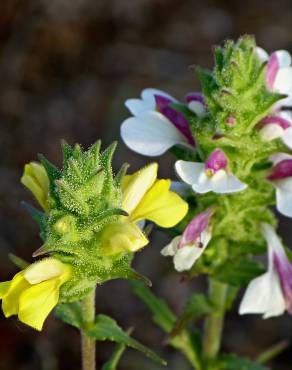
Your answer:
[267,159,292,181]
[154,94,195,146]
[178,208,213,249]
[185,92,205,105]
[205,149,228,173]
[266,53,279,90]
[259,115,291,130]
[273,253,292,313]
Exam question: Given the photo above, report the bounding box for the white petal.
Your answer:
[161,236,181,257]
[210,171,247,194]
[173,246,204,272]
[276,185,292,217]
[239,270,286,318]
[256,47,269,62]
[282,127,292,149]
[188,101,206,117]
[125,98,154,116]
[141,88,177,108]
[175,161,205,186]
[192,172,212,193]
[275,50,292,68]
[260,124,284,141]
[121,111,187,156]
[274,67,292,94]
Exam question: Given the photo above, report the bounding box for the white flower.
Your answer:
[121,88,206,157]
[175,149,247,194]
[239,223,292,318]
[256,47,292,108]
[267,153,292,217]
[161,208,213,272]
[258,111,292,149]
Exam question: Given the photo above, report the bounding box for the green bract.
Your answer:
[26,141,143,302]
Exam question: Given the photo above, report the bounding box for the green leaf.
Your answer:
[131,281,203,370]
[171,294,214,336]
[130,281,175,333]
[54,302,83,329]
[101,342,127,370]
[101,328,133,370]
[214,258,265,286]
[86,314,166,366]
[217,354,270,370]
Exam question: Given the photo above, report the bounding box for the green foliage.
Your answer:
[101,341,128,370]
[131,281,203,370]
[55,302,166,366]
[215,354,270,370]
[214,258,265,286]
[170,294,214,337]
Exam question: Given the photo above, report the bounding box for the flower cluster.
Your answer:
[0,143,187,330]
[121,36,292,318]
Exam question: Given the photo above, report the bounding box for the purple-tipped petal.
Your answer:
[205,149,228,173]
[273,253,292,313]
[179,208,213,249]
[154,94,195,146]
[267,53,279,90]
[259,115,291,130]
[185,92,205,105]
[268,159,292,181]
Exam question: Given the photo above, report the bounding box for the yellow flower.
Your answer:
[0,258,71,331]
[102,163,188,254]
[21,162,49,212]
[122,163,188,227]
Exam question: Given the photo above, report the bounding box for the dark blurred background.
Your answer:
[1,1,292,369]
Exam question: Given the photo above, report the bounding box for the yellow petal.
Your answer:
[122,163,158,214]
[24,258,70,285]
[0,281,11,298]
[18,278,62,331]
[21,162,49,211]
[101,222,149,255]
[130,179,188,228]
[1,272,30,317]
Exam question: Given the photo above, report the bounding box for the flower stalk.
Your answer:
[203,279,228,361]
[81,288,96,370]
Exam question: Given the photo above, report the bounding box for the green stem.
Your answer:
[256,340,289,364]
[203,279,228,362]
[81,289,96,370]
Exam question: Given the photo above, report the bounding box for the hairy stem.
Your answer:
[203,279,228,362]
[81,289,96,370]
